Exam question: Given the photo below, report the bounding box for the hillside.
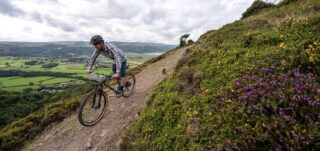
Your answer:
[0,0,319,150]
[0,41,176,57]
[0,45,188,151]
[20,46,189,151]
[121,0,320,150]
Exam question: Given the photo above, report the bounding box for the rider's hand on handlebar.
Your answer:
[86,69,93,74]
[112,73,120,79]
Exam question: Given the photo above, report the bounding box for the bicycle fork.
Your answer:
[92,89,103,109]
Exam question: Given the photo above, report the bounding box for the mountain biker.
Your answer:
[87,35,128,97]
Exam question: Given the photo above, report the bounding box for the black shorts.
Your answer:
[112,60,127,77]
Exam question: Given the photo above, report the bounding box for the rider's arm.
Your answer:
[87,49,100,70]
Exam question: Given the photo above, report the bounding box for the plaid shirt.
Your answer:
[87,42,126,73]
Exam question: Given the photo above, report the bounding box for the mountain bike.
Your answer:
[78,69,135,127]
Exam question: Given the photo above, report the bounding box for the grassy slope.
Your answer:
[121,0,320,150]
[0,83,94,151]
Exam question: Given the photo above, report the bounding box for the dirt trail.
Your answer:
[22,46,188,151]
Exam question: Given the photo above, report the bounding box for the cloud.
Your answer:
[43,15,76,32]
[0,0,24,17]
[0,0,257,44]
[105,0,142,19]
[142,7,168,25]
[30,12,43,23]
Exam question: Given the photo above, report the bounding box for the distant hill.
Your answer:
[0,41,177,58]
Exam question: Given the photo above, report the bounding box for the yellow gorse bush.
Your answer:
[304,41,319,63]
[279,42,286,49]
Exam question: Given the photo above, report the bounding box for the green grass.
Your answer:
[121,0,320,150]
[0,76,20,81]
[0,89,89,151]
[0,76,52,86]
[1,85,41,91]
[0,76,84,92]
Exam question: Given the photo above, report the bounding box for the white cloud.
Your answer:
[0,0,256,44]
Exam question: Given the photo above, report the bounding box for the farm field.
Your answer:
[0,76,83,91]
[0,52,159,92]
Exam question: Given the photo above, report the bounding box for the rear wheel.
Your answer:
[122,74,135,98]
[78,90,108,126]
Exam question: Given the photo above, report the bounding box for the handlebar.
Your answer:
[88,73,112,83]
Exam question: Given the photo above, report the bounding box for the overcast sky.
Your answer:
[0,0,271,44]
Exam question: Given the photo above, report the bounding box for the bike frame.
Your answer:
[96,78,121,94]
[91,78,120,108]
[79,71,133,126]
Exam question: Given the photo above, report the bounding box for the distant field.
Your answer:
[0,76,84,92]
[0,52,156,76]
[0,52,159,92]
[0,56,111,77]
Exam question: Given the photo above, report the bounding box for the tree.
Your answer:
[22,88,33,93]
[24,60,38,65]
[179,34,190,47]
[42,63,59,68]
[188,39,194,44]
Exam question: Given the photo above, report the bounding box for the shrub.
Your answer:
[24,60,39,65]
[162,68,166,74]
[214,64,319,150]
[176,67,204,95]
[242,0,275,19]
[0,98,81,151]
[278,0,299,6]
[304,40,319,64]
[187,39,194,45]
[42,63,59,68]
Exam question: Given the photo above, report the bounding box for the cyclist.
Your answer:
[87,35,128,97]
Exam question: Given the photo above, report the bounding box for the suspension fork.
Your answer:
[92,84,103,108]
[97,86,103,107]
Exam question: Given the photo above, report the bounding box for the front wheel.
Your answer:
[122,73,135,98]
[78,90,108,126]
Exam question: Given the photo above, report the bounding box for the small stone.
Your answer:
[109,106,114,111]
[120,103,125,108]
[86,142,92,149]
